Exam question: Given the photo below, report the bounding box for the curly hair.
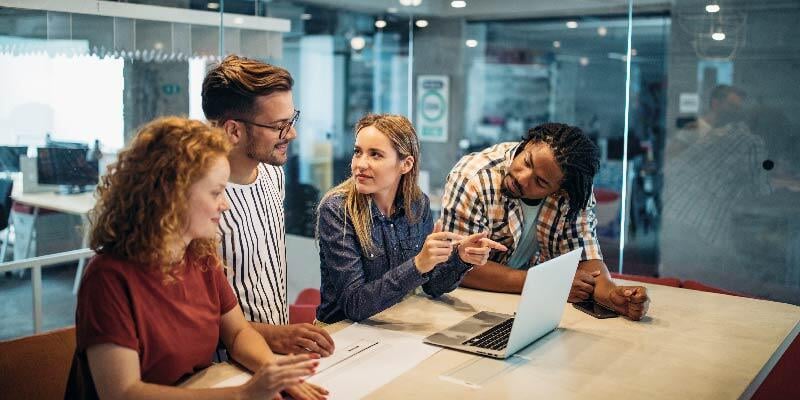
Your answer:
[522,123,600,221]
[201,54,294,122]
[89,117,232,278]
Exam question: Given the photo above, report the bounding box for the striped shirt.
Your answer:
[662,122,771,245]
[440,142,602,267]
[218,163,288,325]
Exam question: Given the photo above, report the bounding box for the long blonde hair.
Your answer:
[320,114,422,254]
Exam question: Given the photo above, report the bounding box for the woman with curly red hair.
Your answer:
[66,117,318,400]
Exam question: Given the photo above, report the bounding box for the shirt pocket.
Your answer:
[399,236,424,261]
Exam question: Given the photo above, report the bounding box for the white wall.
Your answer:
[286,234,321,303]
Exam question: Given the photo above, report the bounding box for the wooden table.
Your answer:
[184,281,800,399]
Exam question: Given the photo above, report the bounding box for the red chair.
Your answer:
[289,288,321,324]
[610,272,682,288]
[753,333,800,400]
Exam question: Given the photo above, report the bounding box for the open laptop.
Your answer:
[424,248,582,359]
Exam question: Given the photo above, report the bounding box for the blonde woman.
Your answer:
[66,117,317,400]
[316,114,506,324]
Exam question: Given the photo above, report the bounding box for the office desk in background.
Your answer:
[6,191,95,293]
[184,281,799,399]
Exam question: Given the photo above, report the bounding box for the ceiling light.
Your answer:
[387,7,398,13]
[579,56,589,66]
[207,2,219,10]
[399,0,423,6]
[631,48,638,56]
[465,39,478,47]
[415,19,429,28]
[375,19,387,29]
[451,1,467,8]
[711,31,726,41]
[705,4,720,13]
[300,13,312,20]
[350,36,366,51]
[597,26,607,36]
[552,40,561,48]
[566,21,578,29]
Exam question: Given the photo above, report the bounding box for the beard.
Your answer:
[501,173,520,199]
[244,125,288,166]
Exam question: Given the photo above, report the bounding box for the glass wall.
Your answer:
[643,0,800,303]
[0,0,413,339]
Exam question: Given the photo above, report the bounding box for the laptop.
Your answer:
[423,248,582,359]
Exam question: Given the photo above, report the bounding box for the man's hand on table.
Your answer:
[604,286,650,321]
[568,270,601,303]
[266,323,335,357]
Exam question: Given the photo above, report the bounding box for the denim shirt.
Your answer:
[316,193,472,324]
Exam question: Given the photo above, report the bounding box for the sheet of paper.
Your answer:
[307,323,440,399]
[211,323,440,398]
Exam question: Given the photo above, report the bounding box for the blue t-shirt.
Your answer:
[507,201,542,269]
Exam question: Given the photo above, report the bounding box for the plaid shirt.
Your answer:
[439,142,602,267]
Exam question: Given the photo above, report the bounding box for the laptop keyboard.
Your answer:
[462,317,515,351]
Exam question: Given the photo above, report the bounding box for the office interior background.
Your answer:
[0,0,798,340]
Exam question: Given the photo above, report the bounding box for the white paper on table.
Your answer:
[308,323,440,399]
[210,323,440,398]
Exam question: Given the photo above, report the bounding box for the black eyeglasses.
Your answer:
[235,109,300,140]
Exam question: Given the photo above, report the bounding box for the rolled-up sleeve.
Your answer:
[559,192,603,261]
[318,197,427,322]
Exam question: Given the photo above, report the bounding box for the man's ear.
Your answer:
[400,155,414,175]
[221,119,244,145]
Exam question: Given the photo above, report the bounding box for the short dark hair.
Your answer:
[522,123,599,220]
[201,55,294,122]
[709,84,745,107]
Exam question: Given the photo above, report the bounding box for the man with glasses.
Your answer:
[202,55,330,400]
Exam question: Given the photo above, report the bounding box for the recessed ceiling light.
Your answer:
[375,19,387,29]
[415,19,429,28]
[597,26,607,36]
[207,2,219,10]
[465,39,478,47]
[350,36,366,50]
[451,1,467,8]
[566,21,578,29]
[579,56,589,66]
[300,13,312,20]
[711,32,726,41]
[399,0,423,6]
[706,4,720,13]
[553,40,561,48]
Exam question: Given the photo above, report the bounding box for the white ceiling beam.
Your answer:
[0,0,290,32]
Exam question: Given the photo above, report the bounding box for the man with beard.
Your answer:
[440,123,650,321]
[202,55,331,400]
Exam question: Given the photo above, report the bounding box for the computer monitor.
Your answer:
[0,146,28,172]
[45,137,89,150]
[37,147,99,192]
